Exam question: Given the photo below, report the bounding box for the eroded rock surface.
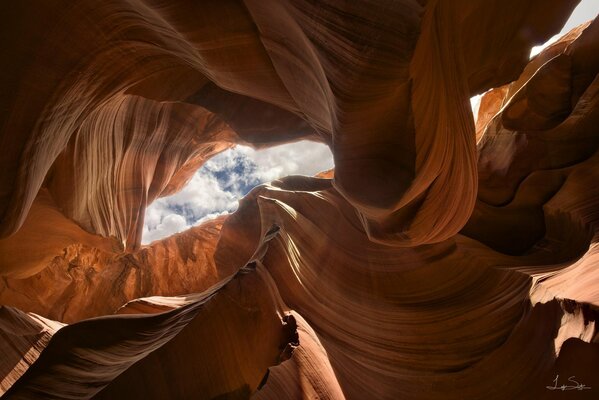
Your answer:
[1,1,598,399]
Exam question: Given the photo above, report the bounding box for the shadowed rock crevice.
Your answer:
[1,1,599,399]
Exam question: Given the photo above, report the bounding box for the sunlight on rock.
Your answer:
[530,0,599,58]
[2,1,599,399]
[142,141,333,243]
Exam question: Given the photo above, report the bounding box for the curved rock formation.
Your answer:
[1,1,599,399]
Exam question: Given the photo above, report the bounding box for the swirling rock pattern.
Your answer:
[1,1,598,399]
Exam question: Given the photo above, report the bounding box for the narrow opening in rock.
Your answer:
[530,0,599,58]
[142,140,333,244]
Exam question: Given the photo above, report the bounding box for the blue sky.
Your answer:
[142,141,333,243]
[142,0,599,244]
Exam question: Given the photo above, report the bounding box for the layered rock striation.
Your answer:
[1,1,598,399]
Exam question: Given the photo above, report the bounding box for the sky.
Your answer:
[142,1,598,244]
[530,0,599,57]
[470,0,598,123]
[142,141,333,243]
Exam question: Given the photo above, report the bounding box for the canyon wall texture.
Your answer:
[1,0,598,399]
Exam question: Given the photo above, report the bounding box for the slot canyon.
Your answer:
[1,1,599,399]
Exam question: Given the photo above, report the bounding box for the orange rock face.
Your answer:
[1,1,598,399]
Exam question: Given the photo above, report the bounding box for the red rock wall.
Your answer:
[1,1,598,399]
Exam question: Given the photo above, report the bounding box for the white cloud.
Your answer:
[141,4,599,244]
[239,141,334,181]
[142,140,333,244]
[530,0,599,57]
[142,213,189,243]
